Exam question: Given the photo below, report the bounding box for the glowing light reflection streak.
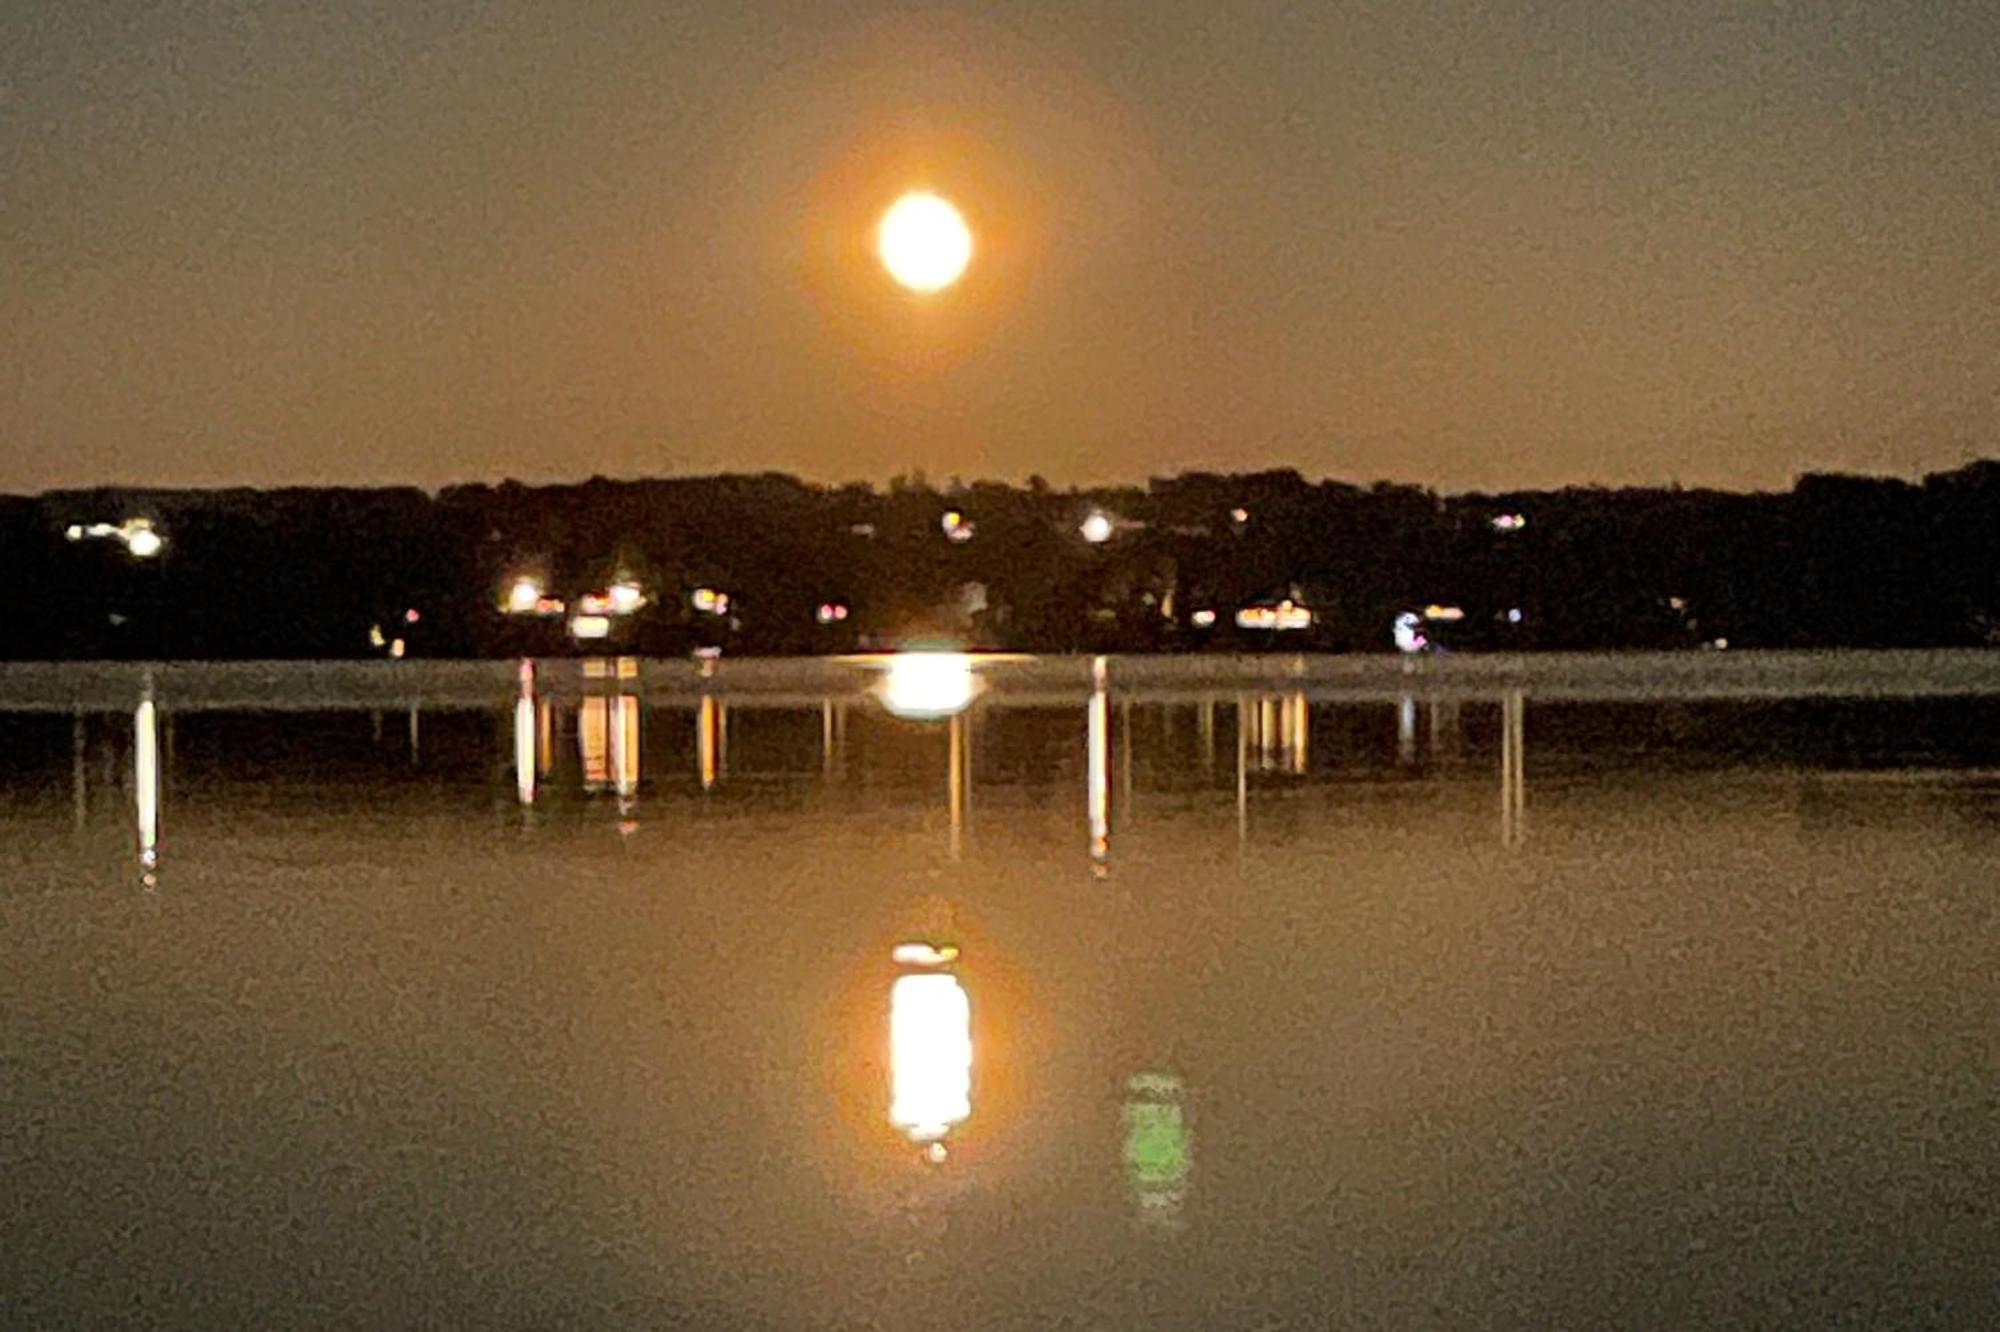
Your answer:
[580,697,608,790]
[134,698,158,878]
[1501,689,1526,845]
[514,692,536,805]
[1288,692,1309,775]
[948,712,967,858]
[888,970,972,1144]
[611,693,638,797]
[1123,1072,1192,1229]
[1088,677,1110,870]
[698,696,719,791]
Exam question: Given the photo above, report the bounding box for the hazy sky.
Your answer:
[3,0,1995,493]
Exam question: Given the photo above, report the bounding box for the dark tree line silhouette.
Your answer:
[5,461,1997,659]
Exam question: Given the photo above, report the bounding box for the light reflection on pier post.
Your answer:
[1500,689,1526,845]
[1235,692,1249,844]
[1088,660,1111,874]
[134,695,159,888]
[1241,692,1309,775]
[1198,697,1215,774]
[948,711,968,859]
[610,693,639,801]
[1118,696,1134,820]
[822,698,836,779]
[1288,692,1309,776]
[514,686,536,805]
[72,713,87,830]
[537,696,552,779]
[580,697,608,790]
[1397,694,1418,766]
[698,695,720,792]
[1430,698,1462,759]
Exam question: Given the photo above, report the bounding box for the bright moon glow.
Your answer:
[877,193,972,292]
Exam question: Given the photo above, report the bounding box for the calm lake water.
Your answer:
[3,654,1997,1329]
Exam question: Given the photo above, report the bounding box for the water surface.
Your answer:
[3,656,1997,1328]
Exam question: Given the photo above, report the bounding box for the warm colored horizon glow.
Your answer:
[877,192,973,292]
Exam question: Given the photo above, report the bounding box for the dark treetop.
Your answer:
[8,462,1998,660]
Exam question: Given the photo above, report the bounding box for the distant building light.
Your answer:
[1507,607,1524,624]
[850,523,877,538]
[403,607,421,624]
[1491,512,1527,533]
[1080,511,1114,545]
[534,596,565,616]
[569,614,612,640]
[504,577,543,614]
[1393,611,1428,654]
[1423,603,1465,622]
[1190,608,1218,629]
[1667,596,1688,612]
[69,517,166,557]
[691,587,729,615]
[1709,637,1730,651]
[368,624,386,648]
[1229,507,1250,526]
[388,638,406,659]
[1236,599,1312,632]
[941,510,974,542]
[583,584,647,617]
[816,601,851,625]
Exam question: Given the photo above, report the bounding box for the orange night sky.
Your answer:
[3,1,1995,493]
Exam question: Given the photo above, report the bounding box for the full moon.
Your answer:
[877,192,973,292]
